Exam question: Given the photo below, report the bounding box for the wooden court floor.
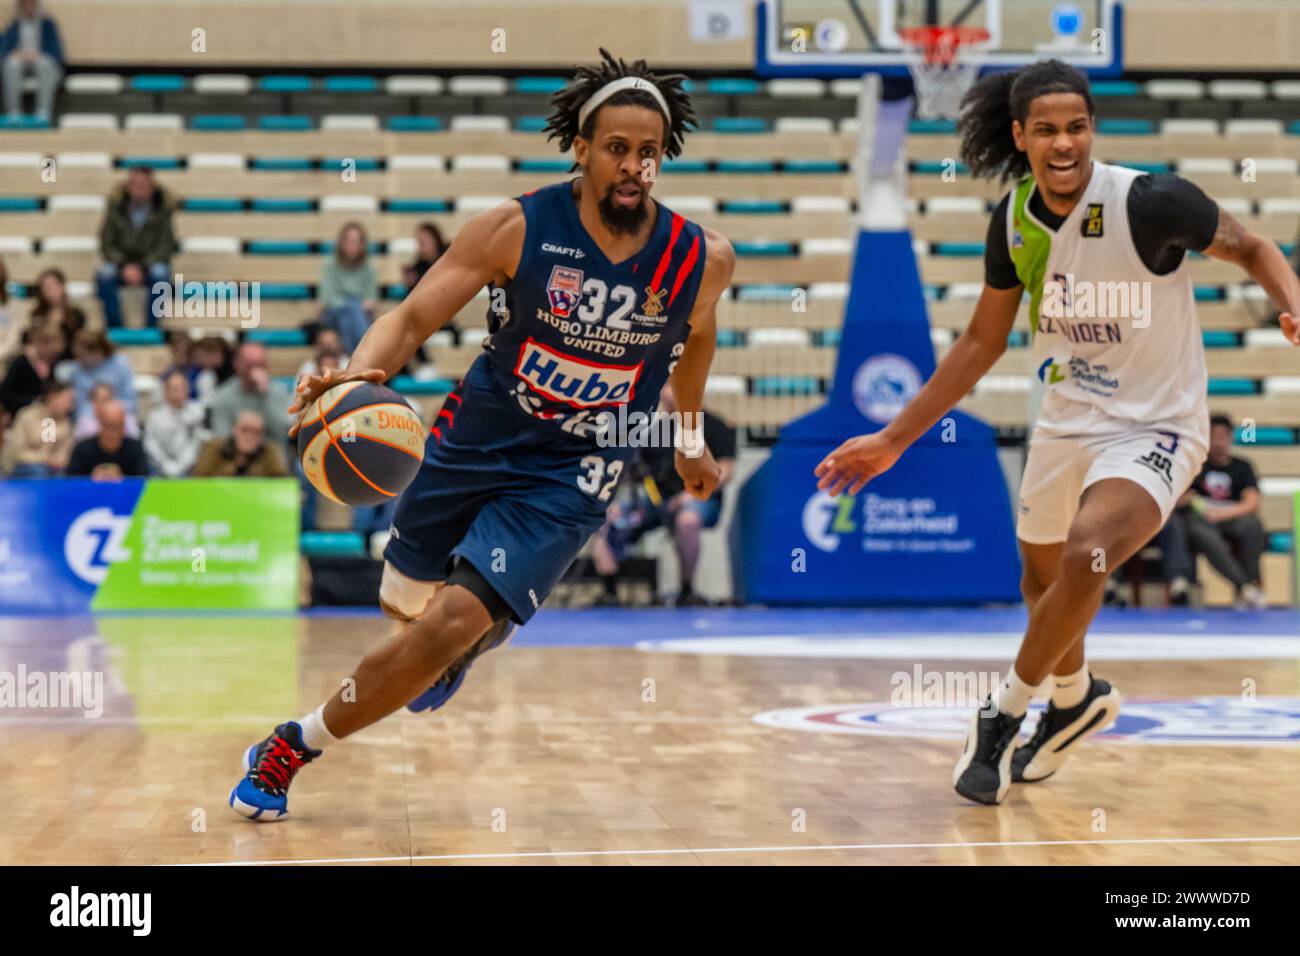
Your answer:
[1,613,1298,866]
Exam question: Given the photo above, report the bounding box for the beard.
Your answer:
[598,181,649,237]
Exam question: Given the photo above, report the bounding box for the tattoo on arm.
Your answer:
[1207,208,1247,260]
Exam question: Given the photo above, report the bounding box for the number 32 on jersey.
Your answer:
[576,456,624,502]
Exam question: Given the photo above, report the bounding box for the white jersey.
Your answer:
[1007,161,1209,446]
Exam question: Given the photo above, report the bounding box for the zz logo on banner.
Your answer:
[547,265,583,318]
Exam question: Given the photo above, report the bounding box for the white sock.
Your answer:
[297,704,339,751]
[1050,664,1090,709]
[993,667,1034,718]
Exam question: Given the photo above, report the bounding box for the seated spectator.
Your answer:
[0,254,18,362]
[5,378,72,476]
[0,324,62,417]
[402,221,446,291]
[0,0,64,122]
[191,334,233,406]
[66,399,148,480]
[29,267,86,363]
[209,342,291,440]
[73,380,140,440]
[144,369,206,477]
[318,221,379,353]
[68,329,137,422]
[296,327,349,380]
[160,331,200,398]
[1159,413,1269,609]
[193,409,289,478]
[590,385,737,607]
[95,166,176,329]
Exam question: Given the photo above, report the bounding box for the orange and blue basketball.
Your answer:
[297,381,425,506]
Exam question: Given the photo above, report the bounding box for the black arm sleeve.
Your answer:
[1127,174,1220,275]
[983,195,1022,290]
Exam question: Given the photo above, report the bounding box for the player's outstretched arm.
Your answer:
[815,283,1023,496]
[288,202,526,432]
[1204,206,1300,346]
[671,227,734,500]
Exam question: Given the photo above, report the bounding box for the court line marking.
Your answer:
[177,835,1300,866]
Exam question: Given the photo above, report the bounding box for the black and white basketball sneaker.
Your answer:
[1011,677,1122,783]
[953,697,1025,805]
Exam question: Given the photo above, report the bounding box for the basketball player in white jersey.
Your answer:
[815,60,1300,804]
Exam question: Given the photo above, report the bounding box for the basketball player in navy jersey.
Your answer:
[230,50,735,820]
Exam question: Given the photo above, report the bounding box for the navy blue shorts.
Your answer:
[383,359,624,624]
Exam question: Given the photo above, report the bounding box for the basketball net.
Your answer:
[899,26,990,121]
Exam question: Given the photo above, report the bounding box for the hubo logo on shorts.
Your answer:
[64,507,132,585]
[753,697,1300,746]
[852,354,921,423]
[514,338,642,408]
[801,489,856,552]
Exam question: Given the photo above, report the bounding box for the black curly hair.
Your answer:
[957,59,1095,182]
[544,48,697,162]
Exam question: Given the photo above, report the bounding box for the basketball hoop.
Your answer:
[898,25,990,121]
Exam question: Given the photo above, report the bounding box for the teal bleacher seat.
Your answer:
[260,76,313,93]
[1007,330,1030,348]
[736,284,797,301]
[721,199,785,214]
[662,159,710,174]
[0,197,40,212]
[385,198,451,213]
[515,115,548,133]
[324,76,378,93]
[1281,243,1296,258]
[252,157,314,171]
[1267,531,1293,554]
[389,375,456,395]
[300,531,365,558]
[706,78,759,96]
[1237,426,1298,445]
[388,115,443,132]
[1207,378,1258,395]
[251,197,314,213]
[1115,160,1172,176]
[717,160,776,174]
[192,114,247,132]
[754,375,819,396]
[733,240,796,257]
[922,284,942,301]
[783,160,844,174]
[385,283,408,300]
[184,197,245,212]
[815,329,842,348]
[1194,286,1225,302]
[1202,330,1241,348]
[1288,120,1300,137]
[1092,80,1141,97]
[107,328,164,347]
[516,158,572,173]
[713,117,768,134]
[247,240,314,256]
[1098,118,1155,136]
[715,329,744,347]
[323,157,381,172]
[0,115,48,129]
[931,242,985,257]
[514,76,567,94]
[131,74,184,92]
[908,118,957,135]
[257,115,313,132]
[258,283,313,300]
[245,329,308,346]
[121,156,180,170]
[912,160,970,175]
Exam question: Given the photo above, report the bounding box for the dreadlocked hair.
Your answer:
[957,59,1095,183]
[544,48,697,161]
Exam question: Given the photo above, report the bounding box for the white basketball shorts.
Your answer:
[1016,425,1208,545]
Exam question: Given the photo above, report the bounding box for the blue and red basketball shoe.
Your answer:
[229,721,321,821]
[407,619,516,713]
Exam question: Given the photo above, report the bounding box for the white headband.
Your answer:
[577,76,671,132]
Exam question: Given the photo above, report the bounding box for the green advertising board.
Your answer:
[91,478,299,611]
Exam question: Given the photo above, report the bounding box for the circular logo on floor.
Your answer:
[753,697,1300,746]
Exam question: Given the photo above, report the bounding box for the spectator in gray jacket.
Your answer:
[208,342,290,440]
[144,369,207,476]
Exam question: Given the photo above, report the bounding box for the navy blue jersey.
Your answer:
[480,180,707,443]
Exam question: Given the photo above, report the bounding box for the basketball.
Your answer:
[297,381,426,506]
